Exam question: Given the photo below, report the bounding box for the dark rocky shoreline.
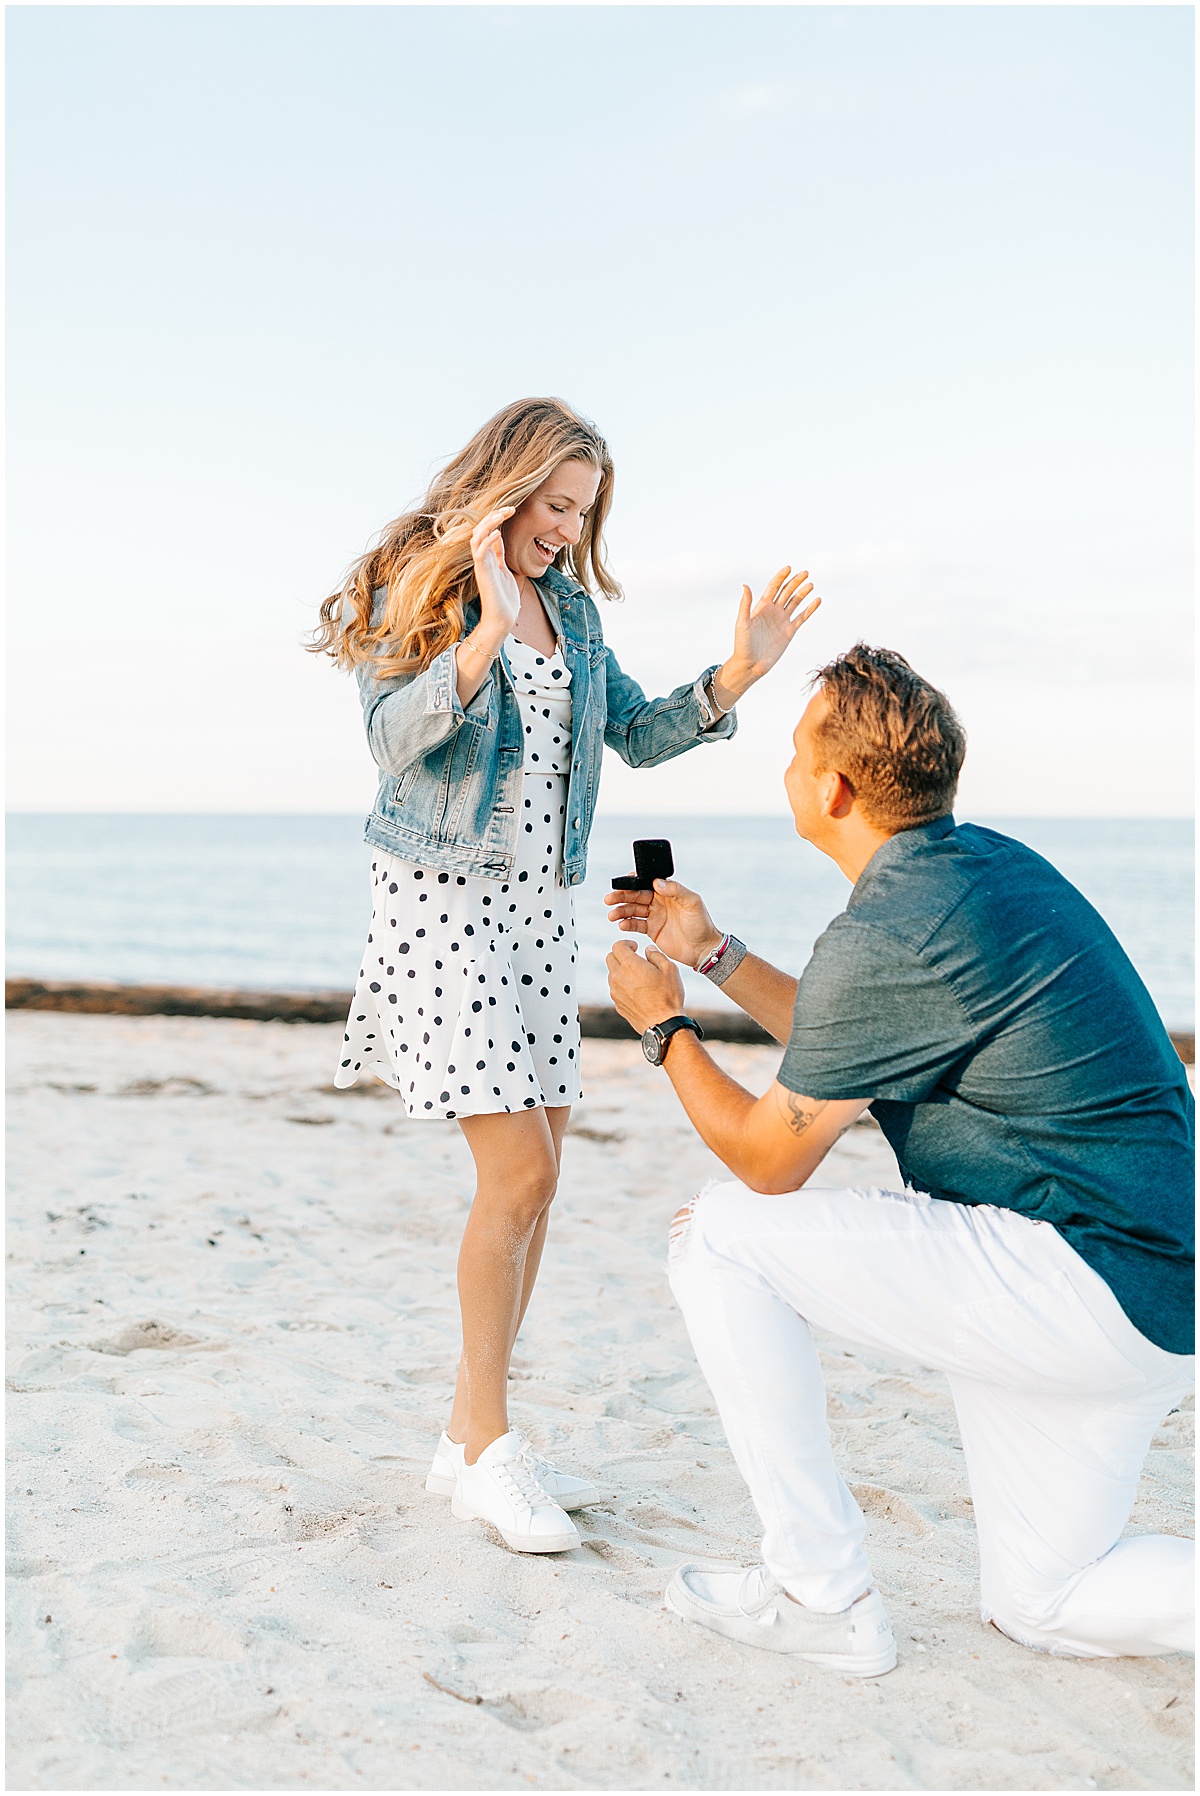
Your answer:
[5,977,1193,1063]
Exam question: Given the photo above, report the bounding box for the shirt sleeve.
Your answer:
[777,917,978,1101]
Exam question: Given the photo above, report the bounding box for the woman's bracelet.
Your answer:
[704,672,733,718]
[696,932,747,986]
[459,634,497,664]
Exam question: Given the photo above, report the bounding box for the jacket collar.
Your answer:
[535,566,588,642]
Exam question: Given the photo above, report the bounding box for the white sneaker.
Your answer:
[665,1563,896,1677]
[451,1430,580,1554]
[426,1429,601,1510]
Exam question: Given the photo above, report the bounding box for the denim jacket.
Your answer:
[357,565,736,885]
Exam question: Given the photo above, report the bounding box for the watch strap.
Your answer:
[653,1014,705,1058]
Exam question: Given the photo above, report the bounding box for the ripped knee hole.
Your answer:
[668,1196,698,1263]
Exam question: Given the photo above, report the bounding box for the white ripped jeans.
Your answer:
[668,1181,1194,1657]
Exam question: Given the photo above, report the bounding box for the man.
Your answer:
[606,644,1194,1679]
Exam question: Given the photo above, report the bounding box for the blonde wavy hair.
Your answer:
[311,397,619,677]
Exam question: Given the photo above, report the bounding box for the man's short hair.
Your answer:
[812,644,966,831]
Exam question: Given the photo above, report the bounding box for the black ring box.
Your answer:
[611,838,674,891]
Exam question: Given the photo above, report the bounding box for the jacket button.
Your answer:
[572,818,581,829]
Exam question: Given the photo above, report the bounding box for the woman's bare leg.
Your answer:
[514,1106,570,1336]
[446,1107,566,1462]
[447,1108,571,1443]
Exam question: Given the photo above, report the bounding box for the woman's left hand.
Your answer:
[712,567,821,709]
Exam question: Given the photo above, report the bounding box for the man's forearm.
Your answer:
[660,1031,865,1194]
[715,952,798,1045]
[660,1030,763,1177]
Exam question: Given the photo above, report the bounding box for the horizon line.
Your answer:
[5,808,1196,824]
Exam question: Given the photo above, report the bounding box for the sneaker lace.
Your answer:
[496,1451,552,1515]
[516,1439,555,1483]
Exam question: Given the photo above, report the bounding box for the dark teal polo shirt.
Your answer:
[779,818,1194,1356]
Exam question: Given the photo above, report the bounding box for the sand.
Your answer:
[6,1011,1194,1792]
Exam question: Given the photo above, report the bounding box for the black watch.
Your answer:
[641,1014,705,1066]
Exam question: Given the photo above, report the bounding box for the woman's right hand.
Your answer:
[469,508,521,642]
[605,877,725,970]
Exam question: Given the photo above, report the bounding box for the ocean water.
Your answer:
[6,813,1194,1029]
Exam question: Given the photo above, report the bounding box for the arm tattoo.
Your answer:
[782,1091,828,1137]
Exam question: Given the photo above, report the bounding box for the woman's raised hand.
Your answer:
[605,876,724,971]
[713,568,821,708]
[469,508,522,640]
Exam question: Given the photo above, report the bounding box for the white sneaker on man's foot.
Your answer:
[665,1563,896,1677]
[451,1431,580,1554]
[427,1430,601,1509]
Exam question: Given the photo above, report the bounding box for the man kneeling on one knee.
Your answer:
[605,643,1194,1679]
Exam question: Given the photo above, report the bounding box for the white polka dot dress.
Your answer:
[335,636,582,1119]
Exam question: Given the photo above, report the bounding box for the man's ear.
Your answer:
[826,771,856,820]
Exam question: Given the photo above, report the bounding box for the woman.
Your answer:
[313,396,820,1554]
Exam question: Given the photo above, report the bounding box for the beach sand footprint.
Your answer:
[483,1686,602,1733]
[103,1663,280,1746]
[849,1482,934,1537]
[88,1320,203,1356]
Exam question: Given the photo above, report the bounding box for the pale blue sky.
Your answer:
[7,5,1194,814]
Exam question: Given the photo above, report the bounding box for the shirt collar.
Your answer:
[849,814,956,903]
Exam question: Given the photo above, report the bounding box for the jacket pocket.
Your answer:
[391,765,420,806]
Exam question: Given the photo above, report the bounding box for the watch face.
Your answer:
[641,1026,663,1066]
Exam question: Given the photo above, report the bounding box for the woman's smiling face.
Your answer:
[502,458,602,581]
